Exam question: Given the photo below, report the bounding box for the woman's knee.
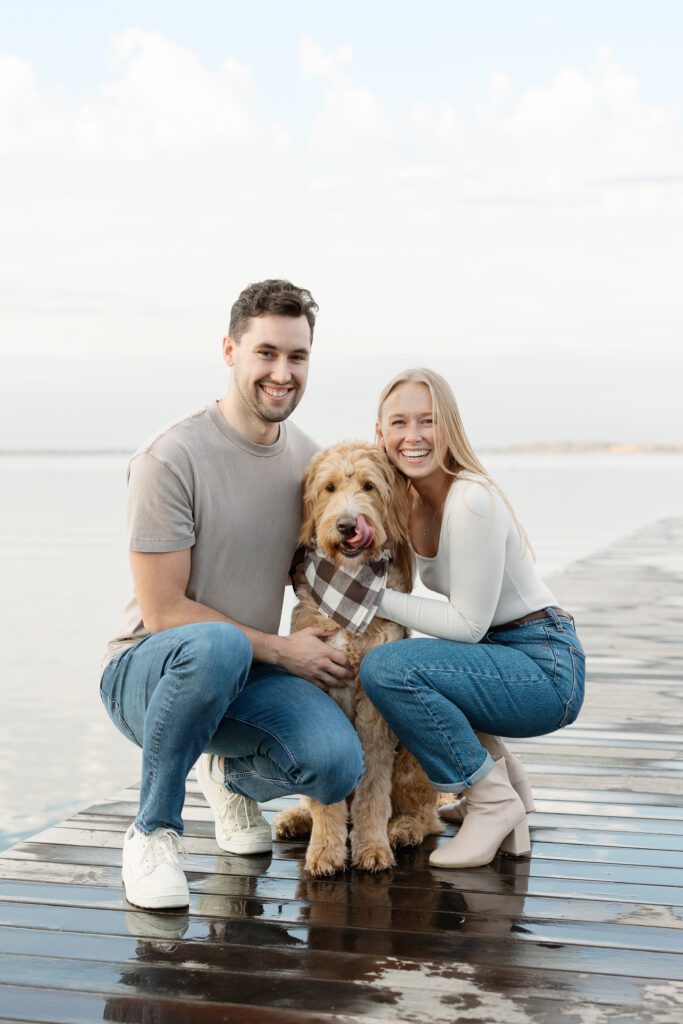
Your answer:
[360,642,402,707]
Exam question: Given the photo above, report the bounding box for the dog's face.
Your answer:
[300,442,411,568]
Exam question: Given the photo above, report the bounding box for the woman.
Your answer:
[360,368,585,869]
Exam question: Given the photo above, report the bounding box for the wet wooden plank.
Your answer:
[6,896,683,984]
[75,794,683,824]
[1,892,681,956]
[1,971,680,1024]
[59,812,683,850]
[4,849,683,903]
[0,872,680,932]
[4,873,679,942]
[6,916,683,984]
[0,952,481,1024]
[2,518,683,1022]
[0,984,372,1023]
[2,882,683,955]
[12,825,683,868]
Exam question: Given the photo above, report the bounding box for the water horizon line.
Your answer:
[2,442,683,457]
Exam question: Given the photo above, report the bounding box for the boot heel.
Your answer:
[499,820,530,857]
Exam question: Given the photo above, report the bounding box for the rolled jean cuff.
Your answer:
[428,751,494,794]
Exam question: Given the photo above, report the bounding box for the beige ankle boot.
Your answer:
[478,733,535,812]
[428,758,530,868]
[438,735,535,825]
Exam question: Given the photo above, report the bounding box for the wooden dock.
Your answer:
[1,518,682,1023]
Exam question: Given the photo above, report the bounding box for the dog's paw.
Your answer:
[351,841,396,873]
[273,806,313,840]
[388,814,427,848]
[305,842,348,877]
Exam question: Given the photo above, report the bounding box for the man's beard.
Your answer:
[235,373,300,424]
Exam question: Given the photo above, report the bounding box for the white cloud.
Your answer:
[0,33,681,390]
[299,35,353,83]
[299,34,393,163]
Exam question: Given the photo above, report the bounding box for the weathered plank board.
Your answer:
[1,517,682,1023]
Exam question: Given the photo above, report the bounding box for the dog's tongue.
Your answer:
[347,513,376,550]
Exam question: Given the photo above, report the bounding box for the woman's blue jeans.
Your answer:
[360,607,585,793]
[100,622,364,835]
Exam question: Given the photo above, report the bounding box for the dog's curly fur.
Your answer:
[272,441,443,876]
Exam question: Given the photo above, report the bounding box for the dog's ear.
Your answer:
[298,452,322,547]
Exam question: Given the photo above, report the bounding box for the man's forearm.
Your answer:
[145,596,284,665]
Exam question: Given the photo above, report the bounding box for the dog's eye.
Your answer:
[325,482,336,493]
[362,482,374,492]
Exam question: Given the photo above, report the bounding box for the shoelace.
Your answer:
[219,793,262,831]
[145,828,186,867]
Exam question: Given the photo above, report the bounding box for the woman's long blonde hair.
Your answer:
[376,368,532,555]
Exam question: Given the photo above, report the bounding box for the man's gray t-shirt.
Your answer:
[103,401,318,669]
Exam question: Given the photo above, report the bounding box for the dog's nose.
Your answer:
[336,515,357,538]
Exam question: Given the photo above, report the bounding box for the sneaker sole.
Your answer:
[196,756,273,856]
[214,832,273,855]
[122,878,190,910]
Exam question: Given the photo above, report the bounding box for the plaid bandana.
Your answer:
[302,548,390,635]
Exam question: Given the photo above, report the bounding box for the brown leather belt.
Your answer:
[489,607,574,633]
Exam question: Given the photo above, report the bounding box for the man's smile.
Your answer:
[259,383,294,401]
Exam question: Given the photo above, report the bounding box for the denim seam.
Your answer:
[100,692,139,746]
[487,631,553,652]
[403,668,473,786]
[117,703,141,746]
[415,660,506,680]
[465,642,548,684]
[543,627,559,685]
[219,713,305,785]
[226,769,306,788]
[146,668,184,798]
[559,647,581,728]
[425,664,554,687]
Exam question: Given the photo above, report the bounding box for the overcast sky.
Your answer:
[1,1,682,449]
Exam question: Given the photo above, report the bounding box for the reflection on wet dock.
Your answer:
[1,518,682,1022]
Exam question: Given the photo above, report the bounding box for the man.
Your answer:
[100,279,362,910]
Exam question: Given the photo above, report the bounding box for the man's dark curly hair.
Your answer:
[229,279,318,343]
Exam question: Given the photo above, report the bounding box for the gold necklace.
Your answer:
[420,500,441,536]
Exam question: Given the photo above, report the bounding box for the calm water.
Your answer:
[1,452,682,851]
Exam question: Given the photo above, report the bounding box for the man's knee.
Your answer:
[301,729,365,805]
[173,622,252,699]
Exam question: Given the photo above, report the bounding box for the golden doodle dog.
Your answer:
[273,441,443,877]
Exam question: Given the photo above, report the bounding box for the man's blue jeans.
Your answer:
[100,622,364,835]
[360,608,585,793]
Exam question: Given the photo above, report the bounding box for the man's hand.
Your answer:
[276,627,354,689]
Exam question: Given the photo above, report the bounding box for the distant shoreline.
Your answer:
[486,442,683,455]
[1,442,682,457]
[0,449,133,456]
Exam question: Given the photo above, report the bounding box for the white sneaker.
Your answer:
[122,824,189,909]
[196,754,272,855]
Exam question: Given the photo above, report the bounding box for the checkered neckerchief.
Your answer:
[302,548,390,635]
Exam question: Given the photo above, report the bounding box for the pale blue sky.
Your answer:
[3,1,682,108]
[1,2,682,448]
